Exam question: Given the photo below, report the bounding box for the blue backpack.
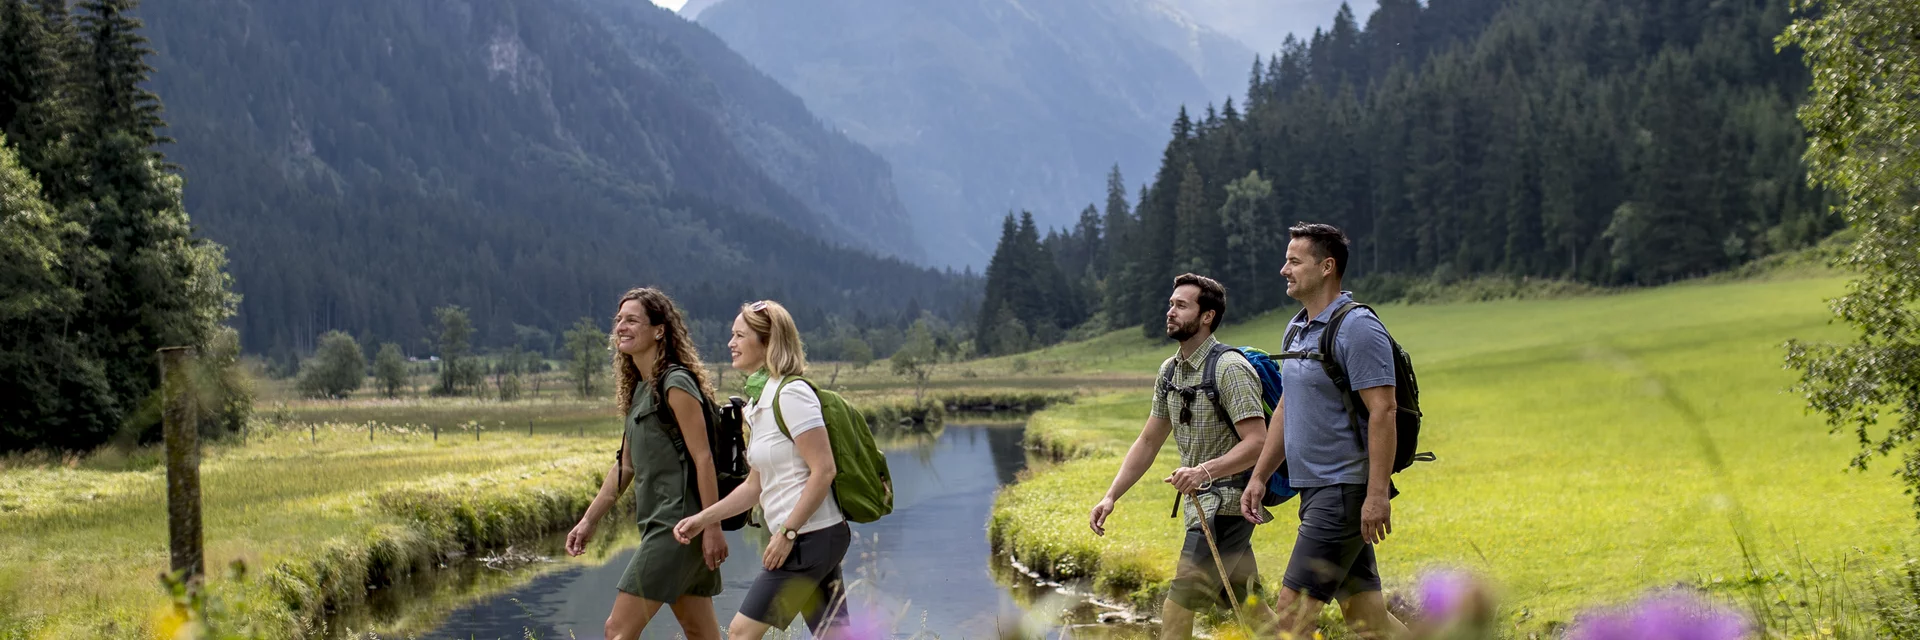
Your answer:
[1155,343,1298,507]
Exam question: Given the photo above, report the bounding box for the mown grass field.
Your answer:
[0,421,631,639]
[991,275,1914,635]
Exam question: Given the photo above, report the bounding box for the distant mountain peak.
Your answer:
[681,0,727,18]
[697,0,1251,268]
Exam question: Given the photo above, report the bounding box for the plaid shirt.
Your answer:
[1152,336,1271,528]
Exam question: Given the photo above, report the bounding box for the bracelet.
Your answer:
[1198,462,1215,490]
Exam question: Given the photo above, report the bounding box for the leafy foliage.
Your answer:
[0,0,240,451]
[890,318,938,403]
[372,343,407,399]
[563,316,606,399]
[296,330,364,399]
[433,306,481,397]
[1778,0,1920,515]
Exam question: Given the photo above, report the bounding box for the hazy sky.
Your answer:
[650,0,687,10]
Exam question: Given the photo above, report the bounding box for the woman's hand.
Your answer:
[762,533,794,570]
[701,524,728,569]
[672,512,710,545]
[565,517,597,557]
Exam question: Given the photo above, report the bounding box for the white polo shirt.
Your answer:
[747,376,845,534]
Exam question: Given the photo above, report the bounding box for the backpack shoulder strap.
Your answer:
[1275,308,1322,361]
[1319,302,1363,378]
[769,376,813,441]
[1199,343,1235,419]
[1320,301,1369,443]
[1154,356,1179,401]
[653,365,702,460]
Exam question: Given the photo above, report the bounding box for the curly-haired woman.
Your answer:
[565,287,728,640]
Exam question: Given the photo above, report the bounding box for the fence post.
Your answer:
[528,419,533,436]
[160,347,204,587]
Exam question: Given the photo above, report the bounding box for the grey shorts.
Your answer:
[1281,484,1382,603]
[739,521,850,632]
[1168,514,1260,612]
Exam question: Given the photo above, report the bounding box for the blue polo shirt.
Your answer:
[1281,292,1396,487]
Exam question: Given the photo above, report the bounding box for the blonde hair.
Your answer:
[613,288,716,416]
[741,300,807,377]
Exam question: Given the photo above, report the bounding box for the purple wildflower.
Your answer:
[1569,590,1752,640]
[835,602,893,640]
[1418,569,1476,621]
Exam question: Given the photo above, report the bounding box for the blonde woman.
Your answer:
[674,300,849,639]
[565,288,727,640]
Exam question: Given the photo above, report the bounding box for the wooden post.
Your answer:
[160,347,204,586]
[528,419,533,436]
[433,424,438,441]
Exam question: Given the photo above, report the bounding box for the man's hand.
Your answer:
[1362,493,1392,544]
[1240,483,1268,523]
[1088,497,1116,536]
[1165,466,1211,494]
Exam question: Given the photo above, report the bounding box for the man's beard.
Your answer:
[1166,317,1201,341]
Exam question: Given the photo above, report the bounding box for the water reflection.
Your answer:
[408,424,1143,640]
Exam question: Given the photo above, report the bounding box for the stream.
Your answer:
[371,424,1152,639]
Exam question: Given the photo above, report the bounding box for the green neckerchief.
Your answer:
[744,369,770,406]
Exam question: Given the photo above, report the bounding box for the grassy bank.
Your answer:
[0,421,628,639]
[990,276,1913,634]
[0,369,1077,639]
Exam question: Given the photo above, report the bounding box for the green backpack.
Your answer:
[770,377,894,523]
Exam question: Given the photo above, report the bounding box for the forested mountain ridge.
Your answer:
[572,0,919,258]
[976,0,1832,352]
[133,0,955,359]
[695,0,1254,269]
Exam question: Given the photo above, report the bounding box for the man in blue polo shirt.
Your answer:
[1240,223,1408,639]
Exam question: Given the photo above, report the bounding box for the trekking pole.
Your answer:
[1186,489,1258,631]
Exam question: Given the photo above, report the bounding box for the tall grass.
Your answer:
[0,419,627,639]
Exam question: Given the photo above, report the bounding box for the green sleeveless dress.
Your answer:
[615,370,723,601]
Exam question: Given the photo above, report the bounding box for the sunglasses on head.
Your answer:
[749,301,769,312]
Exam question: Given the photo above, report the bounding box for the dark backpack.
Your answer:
[1278,302,1434,482]
[1156,343,1298,508]
[617,365,751,531]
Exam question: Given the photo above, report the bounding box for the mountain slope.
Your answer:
[696,0,1253,268]
[138,0,967,357]
[1168,0,1356,55]
[573,0,920,258]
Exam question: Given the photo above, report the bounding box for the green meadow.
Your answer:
[0,421,631,639]
[990,275,1914,635]
[5,273,1910,638]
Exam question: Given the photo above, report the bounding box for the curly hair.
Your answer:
[612,288,715,415]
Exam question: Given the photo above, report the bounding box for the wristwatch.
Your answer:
[773,523,797,541]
